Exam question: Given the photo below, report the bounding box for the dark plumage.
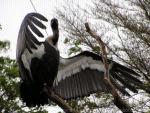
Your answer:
[53,51,142,99]
[16,13,59,106]
[16,13,143,107]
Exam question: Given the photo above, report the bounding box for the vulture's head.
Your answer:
[51,18,58,30]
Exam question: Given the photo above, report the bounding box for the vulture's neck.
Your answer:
[52,29,59,45]
[46,29,59,46]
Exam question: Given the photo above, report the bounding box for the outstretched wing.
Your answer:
[53,51,142,99]
[16,12,48,61]
[16,13,48,81]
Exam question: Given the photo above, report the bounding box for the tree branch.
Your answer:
[44,87,79,113]
[85,22,133,113]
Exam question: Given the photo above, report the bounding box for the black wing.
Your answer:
[53,51,142,99]
[16,12,48,61]
[16,13,48,81]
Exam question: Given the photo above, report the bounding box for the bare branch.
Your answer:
[85,22,133,113]
[44,87,78,113]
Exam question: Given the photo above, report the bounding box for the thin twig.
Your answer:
[85,22,133,113]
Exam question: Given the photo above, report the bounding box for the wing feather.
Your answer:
[25,34,37,49]
[114,63,140,76]
[29,16,46,29]
[27,20,44,37]
[115,66,142,84]
[30,13,48,21]
[53,51,143,99]
[25,40,33,54]
[26,28,41,45]
[16,13,48,61]
[111,72,138,93]
[110,76,130,96]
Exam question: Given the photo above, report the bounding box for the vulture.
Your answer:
[16,13,143,107]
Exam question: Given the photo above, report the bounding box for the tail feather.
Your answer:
[20,82,49,107]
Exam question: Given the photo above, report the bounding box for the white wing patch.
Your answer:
[21,44,45,79]
[54,56,105,85]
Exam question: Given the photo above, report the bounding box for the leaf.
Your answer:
[64,38,70,44]
[68,46,82,55]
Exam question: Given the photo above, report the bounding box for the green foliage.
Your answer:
[64,37,82,55]
[0,53,23,112]
[63,38,70,44]
[0,40,10,51]
[68,46,82,55]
